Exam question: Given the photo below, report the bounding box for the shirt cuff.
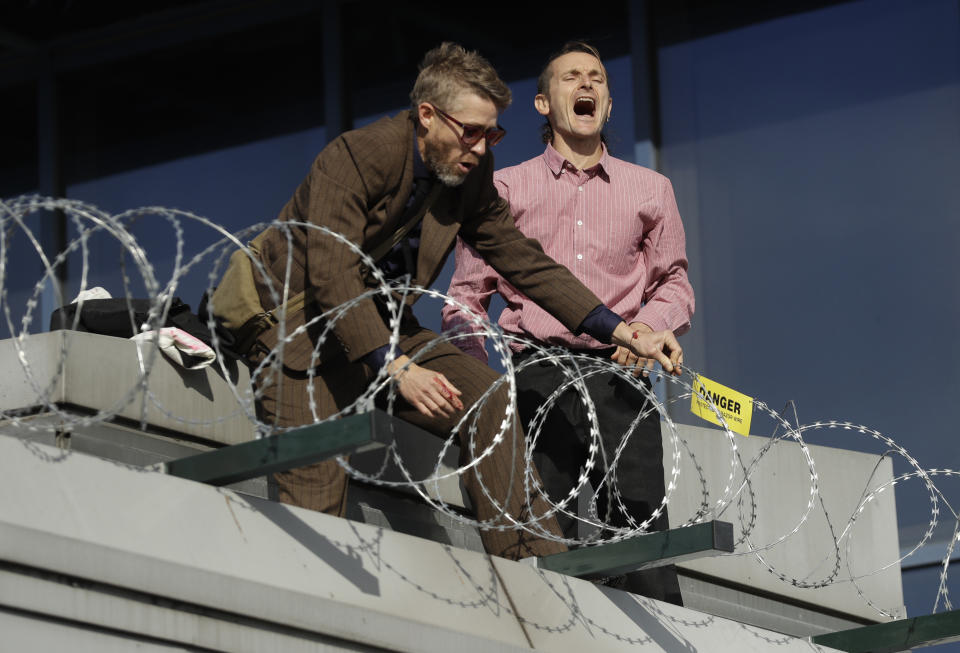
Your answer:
[363,343,402,371]
[576,305,623,344]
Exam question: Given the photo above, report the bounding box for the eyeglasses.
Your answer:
[429,104,506,147]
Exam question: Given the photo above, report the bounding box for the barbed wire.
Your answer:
[0,196,954,621]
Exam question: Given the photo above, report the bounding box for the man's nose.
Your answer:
[470,138,487,156]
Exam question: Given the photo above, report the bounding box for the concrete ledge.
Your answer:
[0,331,470,509]
[0,330,256,445]
[666,423,905,629]
[0,332,906,637]
[0,434,842,653]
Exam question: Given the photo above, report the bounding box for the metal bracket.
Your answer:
[537,520,734,578]
[811,609,960,653]
[163,411,395,486]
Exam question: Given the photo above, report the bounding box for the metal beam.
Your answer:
[537,520,734,578]
[629,0,662,171]
[161,411,395,486]
[811,610,960,653]
[322,1,351,142]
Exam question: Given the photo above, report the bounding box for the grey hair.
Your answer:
[410,42,512,112]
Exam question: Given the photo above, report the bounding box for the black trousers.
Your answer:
[513,347,683,605]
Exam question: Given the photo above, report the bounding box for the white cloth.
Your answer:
[131,327,216,370]
[71,287,112,303]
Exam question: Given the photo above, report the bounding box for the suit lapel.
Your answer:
[416,190,461,288]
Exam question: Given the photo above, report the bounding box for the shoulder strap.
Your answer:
[367,182,442,263]
[268,182,442,322]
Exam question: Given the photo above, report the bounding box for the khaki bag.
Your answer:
[210,231,307,357]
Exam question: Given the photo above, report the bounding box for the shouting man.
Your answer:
[443,41,694,600]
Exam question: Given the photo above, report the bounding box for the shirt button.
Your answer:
[578,186,583,192]
[577,254,583,260]
[577,220,583,226]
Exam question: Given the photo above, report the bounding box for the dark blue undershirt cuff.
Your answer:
[576,305,623,343]
[364,344,401,371]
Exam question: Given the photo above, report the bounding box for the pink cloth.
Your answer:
[442,144,694,362]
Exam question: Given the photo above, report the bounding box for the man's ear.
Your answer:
[534,93,550,117]
[605,97,613,123]
[417,102,435,129]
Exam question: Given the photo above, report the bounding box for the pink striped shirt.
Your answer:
[441,143,694,362]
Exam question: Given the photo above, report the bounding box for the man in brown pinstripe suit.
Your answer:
[233,42,683,560]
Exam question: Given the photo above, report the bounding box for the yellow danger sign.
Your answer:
[690,374,753,436]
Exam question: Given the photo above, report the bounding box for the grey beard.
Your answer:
[423,142,467,187]
[431,164,467,187]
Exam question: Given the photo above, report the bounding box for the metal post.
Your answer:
[322,1,351,142]
[629,0,661,171]
[37,61,67,322]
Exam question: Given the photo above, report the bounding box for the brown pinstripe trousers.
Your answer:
[249,316,568,560]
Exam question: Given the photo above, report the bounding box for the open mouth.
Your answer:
[573,96,596,117]
[457,161,475,174]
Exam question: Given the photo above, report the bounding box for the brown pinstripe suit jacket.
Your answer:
[253,110,604,368]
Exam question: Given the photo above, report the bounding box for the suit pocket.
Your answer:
[254,307,344,372]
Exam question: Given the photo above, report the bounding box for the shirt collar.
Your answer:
[543,141,610,181]
[412,125,430,180]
